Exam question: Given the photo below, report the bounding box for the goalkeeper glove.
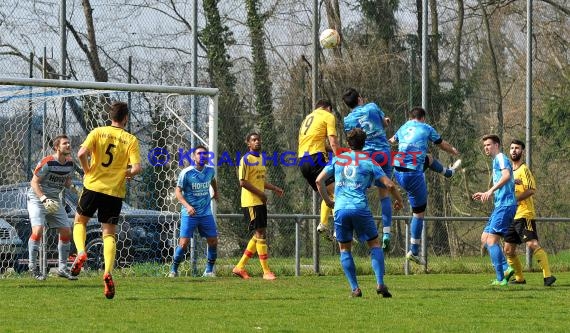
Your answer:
[40,195,59,214]
[382,233,391,250]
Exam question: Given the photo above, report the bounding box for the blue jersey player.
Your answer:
[390,107,460,265]
[472,134,517,286]
[169,145,219,277]
[316,128,403,298]
[342,88,394,250]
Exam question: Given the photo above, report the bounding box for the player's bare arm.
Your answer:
[77,146,91,175]
[30,174,45,198]
[175,186,195,216]
[436,140,459,156]
[264,182,284,197]
[379,176,403,211]
[328,135,341,155]
[211,178,219,200]
[473,169,511,202]
[240,179,267,203]
[126,163,142,178]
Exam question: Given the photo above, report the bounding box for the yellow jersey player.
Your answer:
[70,101,142,299]
[503,139,556,286]
[232,132,284,280]
[297,99,340,240]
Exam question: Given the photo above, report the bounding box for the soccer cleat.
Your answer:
[406,251,426,265]
[202,271,216,278]
[351,288,362,298]
[103,273,115,299]
[504,267,515,282]
[509,279,527,285]
[30,267,46,281]
[377,285,392,298]
[232,267,251,280]
[317,223,333,242]
[70,251,87,277]
[262,272,277,280]
[57,268,78,280]
[490,279,508,286]
[167,270,179,278]
[382,233,391,250]
[448,159,462,177]
[544,276,557,286]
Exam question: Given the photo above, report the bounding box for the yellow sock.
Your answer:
[236,237,257,269]
[320,199,332,226]
[506,254,524,281]
[73,222,87,253]
[103,234,116,274]
[256,238,271,274]
[534,247,552,278]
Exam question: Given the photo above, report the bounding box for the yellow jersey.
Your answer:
[238,152,266,207]
[297,108,337,157]
[514,163,536,219]
[81,126,141,198]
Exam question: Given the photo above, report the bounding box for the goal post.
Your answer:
[0,77,219,277]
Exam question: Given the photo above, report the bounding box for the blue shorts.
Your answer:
[394,169,427,209]
[483,205,517,236]
[369,149,392,188]
[179,215,218,239]
[334,209,379,243]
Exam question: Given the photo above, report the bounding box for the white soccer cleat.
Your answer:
[406,251,426,265]
[202,271,216,278]
[450,159,462,172]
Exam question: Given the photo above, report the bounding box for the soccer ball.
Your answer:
[319,29,340,49]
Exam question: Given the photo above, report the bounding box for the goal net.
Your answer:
[0,78,218,277]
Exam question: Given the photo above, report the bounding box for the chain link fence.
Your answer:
[0,1,568,276]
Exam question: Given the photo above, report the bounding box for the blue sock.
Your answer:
[205,245,217,273]
[429,159,444,173]
[370,247,385,286]
[487,244,505,281]
[380,197,392,230]
[171,246,185,272]
[340,251,358,291]
[410,216,423,255]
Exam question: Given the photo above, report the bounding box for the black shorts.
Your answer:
[77,187,123,224]
[299,152,334,192]
[242,205,268,231]
[504,218,539,244]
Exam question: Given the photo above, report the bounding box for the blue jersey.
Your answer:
[323,151,385,210]
[343,103,390,153]
[393,120,441,170]
[492,153,517,207]
[177,165,215,217]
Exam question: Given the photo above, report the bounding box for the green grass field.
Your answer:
[1,270,568,332]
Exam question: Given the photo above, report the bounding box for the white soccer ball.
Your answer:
[319,29,340,49]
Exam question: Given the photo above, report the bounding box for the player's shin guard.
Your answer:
[236,237,257,269]
[256,238,271,274]
[370,247,385,286]
[533,247,552,278]
[320,199,332,227]
[506,254,524,280]
[380,197,392,229]
[340,250,358,291]
[171,246,185,272]
[410,217,423,255]
[487,244,505,281]
[28,235,40,270]
[58,238,71,271]
[73,222,87,253]
[205,245,217,273]
[103,234,116,274]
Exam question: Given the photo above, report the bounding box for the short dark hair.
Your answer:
[482,134,501,145]
[245,132,260,142]
[409,107,426,120]
[342,88,360,109]
[194,144,208,153]
[346,128,366,150]
[109,101,129,122]
[51,135,69,150]
[315,99,332,110]
[511,139,525,150]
